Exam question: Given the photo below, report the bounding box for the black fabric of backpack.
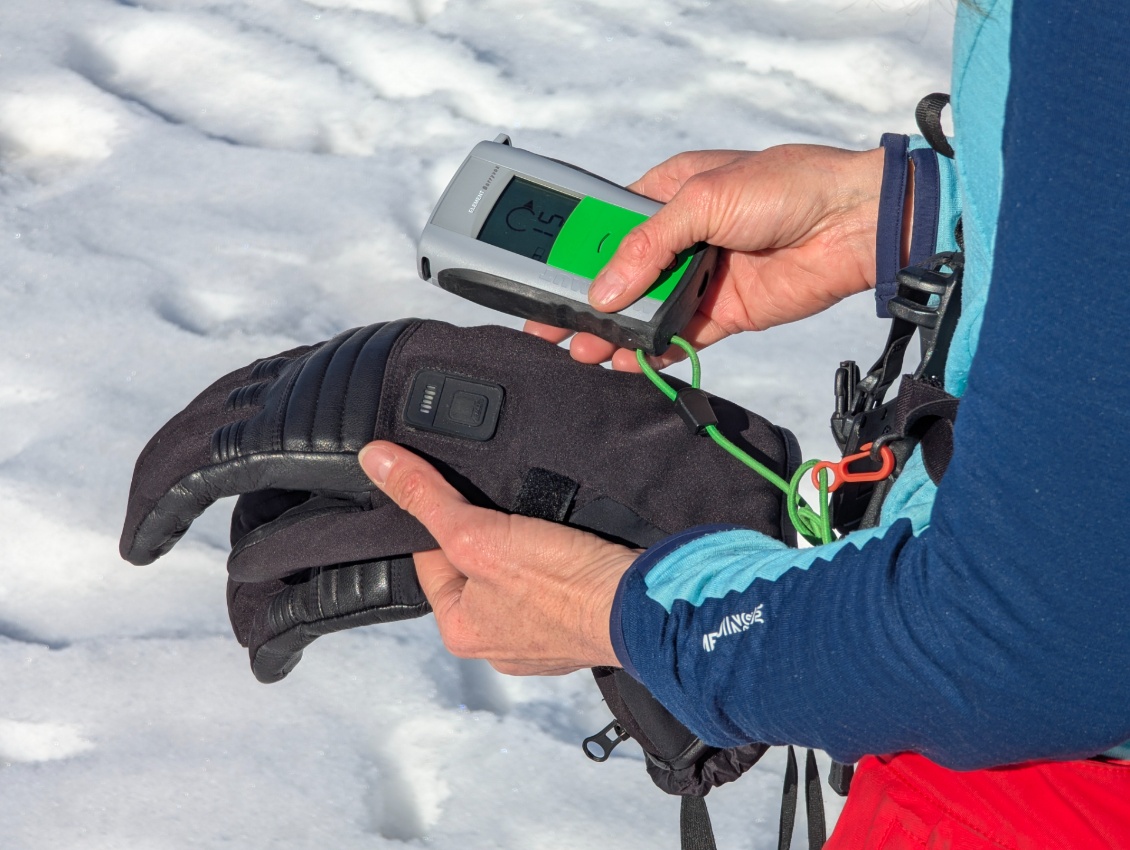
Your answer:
[584,663,827,850]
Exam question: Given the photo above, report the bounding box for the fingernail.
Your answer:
[590,269,627,308]
[359,445,395,486]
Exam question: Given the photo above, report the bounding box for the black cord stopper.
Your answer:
[674,388,718,435]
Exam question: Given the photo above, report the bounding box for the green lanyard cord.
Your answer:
[636,338,835,547]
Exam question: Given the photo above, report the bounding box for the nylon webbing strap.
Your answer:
[777,747,826,850]
[680,795,718,850]
[778,746,799,849]
[875,132,911,317]
[804,748,827,848]
[830,252,963,534]
[915,92,955,159]
[892,376,960,485]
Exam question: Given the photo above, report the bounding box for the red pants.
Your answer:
[825,753,1130,849]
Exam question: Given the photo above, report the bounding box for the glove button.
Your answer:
[449,391,487,427]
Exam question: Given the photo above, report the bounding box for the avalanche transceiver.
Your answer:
[417,135,716,354]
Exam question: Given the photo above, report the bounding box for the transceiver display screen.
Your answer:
[476,177,580,263]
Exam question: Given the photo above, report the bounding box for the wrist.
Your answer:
[825,145,885,297]
[581,550,636,668]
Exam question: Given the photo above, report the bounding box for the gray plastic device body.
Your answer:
[417,135,715,355]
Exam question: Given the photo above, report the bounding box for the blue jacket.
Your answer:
[610,0,1130,770]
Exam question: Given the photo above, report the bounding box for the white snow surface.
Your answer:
[0,1,952,847]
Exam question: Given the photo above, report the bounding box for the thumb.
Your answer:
[358,441,513,584]
[360,442,489,637]
[412,548,467,623]
[588,193,707,313]
[358,441,474,542]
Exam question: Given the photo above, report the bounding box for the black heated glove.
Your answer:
[224,488,429,682]
[120,319,799,682]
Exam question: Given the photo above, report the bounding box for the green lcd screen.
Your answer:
[476,177,580,263]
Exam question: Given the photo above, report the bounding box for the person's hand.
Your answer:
[358,441,635,675]
[525,144,886,370]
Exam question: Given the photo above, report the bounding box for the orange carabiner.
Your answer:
[811,442,896,493]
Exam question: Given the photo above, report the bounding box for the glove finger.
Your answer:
[123,446,375,567]
[228,493,438,583]
[232,558,430,684]
[120,343,316,565]
[227,448,506,582]
[122,322,416,567]
[229,488,313,546]
[227,572,277,648]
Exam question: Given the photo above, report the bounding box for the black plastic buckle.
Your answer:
[828,761,855,797]
[831,361,862,452]
[903,254,963,382]
[887,265,953,330]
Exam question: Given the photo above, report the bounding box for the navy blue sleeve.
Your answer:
[611,0,1130,770]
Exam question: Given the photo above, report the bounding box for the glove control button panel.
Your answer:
[404,369,503,441]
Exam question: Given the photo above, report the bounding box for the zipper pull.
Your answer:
[582,720,630,762]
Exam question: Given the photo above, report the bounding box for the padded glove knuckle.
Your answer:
[223,381,269,412]
[120,321,414,565]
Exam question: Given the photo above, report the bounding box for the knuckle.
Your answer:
[391,467,433,515]
[447,511,507,574]
[442,628,480,659]
[679,173,716,214]
[619,225,658,265]
[677,175,727,241]
[429,583,461,621]
[444,521,481,563]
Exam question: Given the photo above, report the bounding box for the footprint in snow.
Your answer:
[455,657,512,717]
[305,0,450,26]
[68,13,385,154]
[152,288,251,337]
[0,718,94,765]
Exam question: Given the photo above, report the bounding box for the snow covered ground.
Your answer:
[0,1,952,847]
